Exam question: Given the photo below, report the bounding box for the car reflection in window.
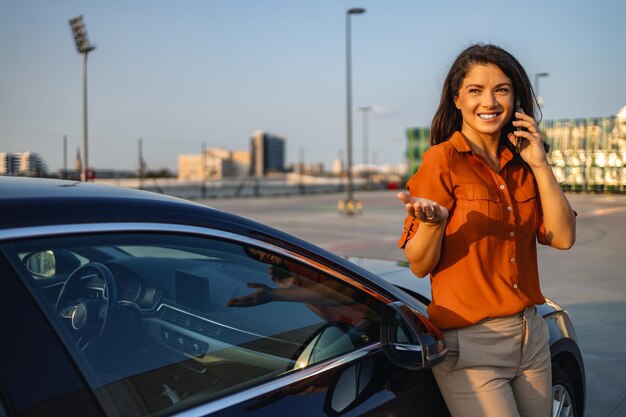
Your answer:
[228,247,381,368]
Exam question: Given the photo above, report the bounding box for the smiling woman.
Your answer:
[397,43,577,417]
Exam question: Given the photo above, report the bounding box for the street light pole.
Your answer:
[534,72,549,108]
[201,142,207,198]
[358,106,372,189]
[63,135,67,179]
[138,139,144,190]
[69,15,96,182]
[340,7,366,215]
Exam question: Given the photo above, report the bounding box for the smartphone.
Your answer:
[515,99,522,153]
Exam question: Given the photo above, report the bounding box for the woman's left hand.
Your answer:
[508,110,548,169]
[227,283,276,307]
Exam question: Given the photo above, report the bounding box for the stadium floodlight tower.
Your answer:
[69,15,96,181]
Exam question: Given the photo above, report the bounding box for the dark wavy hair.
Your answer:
[431,44,541,148]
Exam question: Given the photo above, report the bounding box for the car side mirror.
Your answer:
[23,249,82,277]
[380,301,447,370]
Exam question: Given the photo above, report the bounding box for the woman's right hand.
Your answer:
[397,192,449,225]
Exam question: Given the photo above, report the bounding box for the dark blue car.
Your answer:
[0,177,584,417]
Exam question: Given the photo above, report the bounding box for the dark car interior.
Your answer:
[6,232,384,416]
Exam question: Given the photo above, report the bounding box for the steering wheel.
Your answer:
[55,262,118,352]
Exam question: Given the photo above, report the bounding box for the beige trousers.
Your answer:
[432,307,552,417]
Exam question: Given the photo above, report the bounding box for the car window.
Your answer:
[6,232,383,417]
[117,245,213,260]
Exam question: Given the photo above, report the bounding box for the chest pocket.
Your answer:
[512,187,539,232]
[453,183,503,239]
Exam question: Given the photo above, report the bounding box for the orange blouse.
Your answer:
[398,131,550,330]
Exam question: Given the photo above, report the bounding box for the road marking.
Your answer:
[577,206,626,219]
[321,236,398,252]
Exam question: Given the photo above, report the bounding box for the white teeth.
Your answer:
[479,113,497,120]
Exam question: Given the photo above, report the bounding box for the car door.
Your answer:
[0,255,104,416]
[1,224,449,417]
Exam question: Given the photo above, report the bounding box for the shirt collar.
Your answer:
[449,130,516,169]
[449,131,472,152]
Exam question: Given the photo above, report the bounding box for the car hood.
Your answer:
[346,257,562,317]
[346,257,432,303]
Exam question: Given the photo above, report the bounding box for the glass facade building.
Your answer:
[405,127,431,177]
[251,131,286,177]
[0,152,48,176]
[542,116,625,192]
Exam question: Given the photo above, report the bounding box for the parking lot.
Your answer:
[203,190,626,417]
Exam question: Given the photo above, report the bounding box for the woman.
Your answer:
[397,44,576,417]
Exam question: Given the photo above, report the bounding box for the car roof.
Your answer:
[0,176,236,228]
[1,176,318,263]
[0,176,193,206]
[0,177,409,299]
[0,176,323,266]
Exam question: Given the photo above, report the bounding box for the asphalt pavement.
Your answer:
[202,190,626,417]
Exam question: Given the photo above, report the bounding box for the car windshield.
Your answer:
[4,232,383,416]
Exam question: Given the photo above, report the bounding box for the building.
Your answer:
[177,154,203,181]
[0,152,48,176]
[177,148,251,181]
[292,162,325,175]
[404,107,626,192]
[332,159,344,175]
[75,147,82,173]
[541,112,625,192]
[205,148,232,179]
[231,150,251,177]
[205,148,251,179]
[250,131,286,177]
[405,127,431,176]
[0,153,8,175]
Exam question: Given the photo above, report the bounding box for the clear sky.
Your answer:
[1,0,625,172]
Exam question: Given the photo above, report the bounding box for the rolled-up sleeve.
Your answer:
[398,146,455,249]
[536,199,578,246]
